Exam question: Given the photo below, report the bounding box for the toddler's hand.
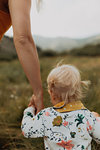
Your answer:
[92,111,100,117]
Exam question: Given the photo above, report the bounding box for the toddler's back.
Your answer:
[21,107,100,150]
[42,107,100,150]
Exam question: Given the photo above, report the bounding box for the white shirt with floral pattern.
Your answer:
[21,106,100,150]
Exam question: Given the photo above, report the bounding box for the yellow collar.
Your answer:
[53,101,86,113]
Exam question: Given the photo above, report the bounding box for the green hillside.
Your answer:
[0,36,100,62]
[0,36,17,61]
[70,44,100,56]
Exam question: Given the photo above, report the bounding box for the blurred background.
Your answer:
[0,0,100,149]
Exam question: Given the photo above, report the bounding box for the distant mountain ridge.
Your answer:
[0,34,100,55]
[33,34,100,51]
[0,36,17,60]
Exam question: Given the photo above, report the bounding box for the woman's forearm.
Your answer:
[14,35,43,98]
[8,0,44,111]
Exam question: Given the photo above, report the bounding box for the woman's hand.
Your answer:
[28,95,36,107]
[28,94,44,114]
[92,111,100,117]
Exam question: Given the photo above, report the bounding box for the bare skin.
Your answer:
[92,112,100,117]
[28,89,60,108]
[48,89,61,106]
[8,0,44,113]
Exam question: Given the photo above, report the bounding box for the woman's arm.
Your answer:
[8,0,44,112]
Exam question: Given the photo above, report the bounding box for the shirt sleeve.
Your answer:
[86,111,100,144]
[91,117,100,144]
[21,106,45,138]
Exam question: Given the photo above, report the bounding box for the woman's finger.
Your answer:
[28,94,36,107]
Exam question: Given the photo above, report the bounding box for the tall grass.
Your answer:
[0,56,100,149]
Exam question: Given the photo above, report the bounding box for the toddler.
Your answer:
[21,64,100,150]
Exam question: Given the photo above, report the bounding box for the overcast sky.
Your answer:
[5,0,100,39]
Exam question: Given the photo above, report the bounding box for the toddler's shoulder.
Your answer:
[81,109,97,124]
[74,109,96,121]
[83,109,95,117]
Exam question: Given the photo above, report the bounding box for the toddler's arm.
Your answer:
[89,112,100,144]
[92,116,100,144]
[21,106,45,138]
[92,111,100,117]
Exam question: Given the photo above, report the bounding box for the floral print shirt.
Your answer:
[21,106,100,150]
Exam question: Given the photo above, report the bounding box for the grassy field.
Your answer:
[0,55,100,150]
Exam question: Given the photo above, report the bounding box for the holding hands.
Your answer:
[28,95,36,107]
[28,94,44,114]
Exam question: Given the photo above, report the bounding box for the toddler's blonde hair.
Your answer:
[47,64,90,105]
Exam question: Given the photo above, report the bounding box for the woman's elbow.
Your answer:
[13,33,33,49]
